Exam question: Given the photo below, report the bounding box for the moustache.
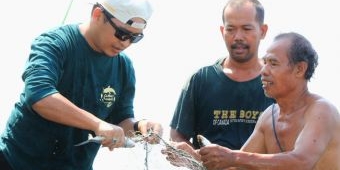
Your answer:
[231,43,249,49]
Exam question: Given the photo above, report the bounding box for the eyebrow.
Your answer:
[263,56,278,63]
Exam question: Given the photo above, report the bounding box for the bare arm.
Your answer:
[117,118,135,136]
[200,100,338,170]
[170,128,194,147]
[33,93,164,147]
[32,93,126,148]
[33,93,103,133]
[240,106,271,153]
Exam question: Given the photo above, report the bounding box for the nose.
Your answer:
[260,63,269,76]
[234,29,245,41]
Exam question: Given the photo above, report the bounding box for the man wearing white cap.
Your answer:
[0,0,162,169]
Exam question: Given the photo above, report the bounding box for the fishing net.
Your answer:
[93,130,207,170]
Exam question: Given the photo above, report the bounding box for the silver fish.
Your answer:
[197,134,211,147]
[74,135,135,148]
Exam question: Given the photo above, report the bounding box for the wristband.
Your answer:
[133,120,141,132]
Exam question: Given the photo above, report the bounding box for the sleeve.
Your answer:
[22,32,66,106]
[170,72,199,139]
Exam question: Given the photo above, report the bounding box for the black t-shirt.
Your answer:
[170,58,275,149]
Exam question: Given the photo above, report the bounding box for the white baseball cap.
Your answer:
[97,0,153,29]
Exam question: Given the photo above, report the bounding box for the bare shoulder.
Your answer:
[256,104,276,129]
[306,94,340,130]
[308,94,339,117]
[260,104,276,119]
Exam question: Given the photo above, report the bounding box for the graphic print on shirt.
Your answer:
[212,110,261,125]
[100,85,116,108]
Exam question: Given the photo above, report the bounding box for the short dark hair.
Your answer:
[274,32,318,80]
[222,0,265,25]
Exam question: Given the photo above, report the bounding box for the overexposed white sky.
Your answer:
[2,0,339,127]
[0,0,339,158]
[1,0,339,169]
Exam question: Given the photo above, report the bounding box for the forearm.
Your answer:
[170,129,194,146]
[231,150,311,170]
[32,93,102,132]
[118,118,135,136]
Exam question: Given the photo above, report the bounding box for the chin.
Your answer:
[105,50,119,57]
[264,91,273,98]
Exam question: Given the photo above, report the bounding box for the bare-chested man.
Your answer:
[197,32,340,170]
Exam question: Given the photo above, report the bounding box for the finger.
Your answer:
[169,160,181,167]
[108,145,115,151]
[102,137,123,148]
[166,155,181,167]
[161,148,168,155]
[104,139,118,151]
[200,154,208,163]
[146,136,160,144]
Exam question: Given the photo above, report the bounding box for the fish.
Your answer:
[74,134,135,148]
[197,135,211,147]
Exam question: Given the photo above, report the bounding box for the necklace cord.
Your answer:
[271,103,285,152]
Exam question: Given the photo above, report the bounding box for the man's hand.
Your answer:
[161,141,202,169]
[199,144,234,170]
[136,119,163,144]
[95,121,126,151]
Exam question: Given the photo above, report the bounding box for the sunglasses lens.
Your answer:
[120,35,131,41]
[115,29,144,43]
[130,34,144,43]
[99,5,144,44]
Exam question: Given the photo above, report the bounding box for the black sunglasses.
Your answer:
[98,4,144,43]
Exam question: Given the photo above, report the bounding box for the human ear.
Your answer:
[92,7,102,20]
[260,24,268,39]
[295,61,308,78]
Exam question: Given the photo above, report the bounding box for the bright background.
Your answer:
[1,0,339,169]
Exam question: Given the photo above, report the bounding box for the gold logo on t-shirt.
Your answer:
[100,86,116,108]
